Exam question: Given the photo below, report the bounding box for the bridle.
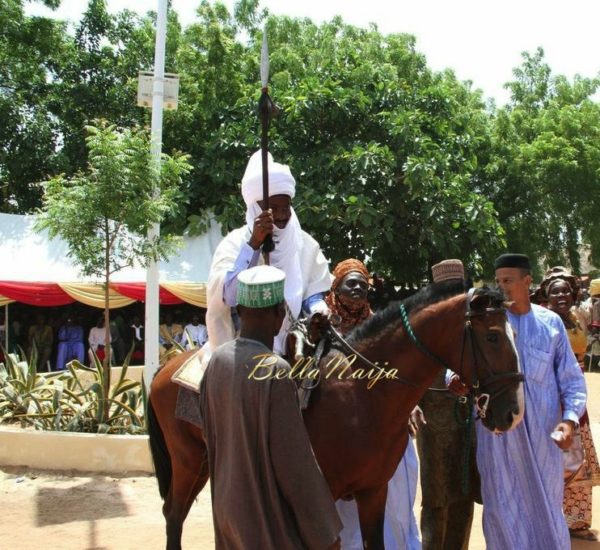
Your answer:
[329,287,524,419]
[401,287,524,418]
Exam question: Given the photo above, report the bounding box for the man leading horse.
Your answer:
[199,265,342,549]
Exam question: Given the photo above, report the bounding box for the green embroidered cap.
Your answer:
[237,265,286,308]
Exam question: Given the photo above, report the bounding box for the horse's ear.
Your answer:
[470,289,505,310]
[470,291,491,310]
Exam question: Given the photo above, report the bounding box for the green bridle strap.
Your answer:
[399,303,450,370]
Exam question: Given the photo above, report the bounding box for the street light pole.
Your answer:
[144,0,168,393]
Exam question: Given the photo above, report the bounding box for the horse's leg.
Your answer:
[444,499,474,550]
[420,505,447,550]
[354,485,388,550]
[150,352,209,550]
[164,455,209,550]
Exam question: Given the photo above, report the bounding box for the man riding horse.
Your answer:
[205,149,332,357]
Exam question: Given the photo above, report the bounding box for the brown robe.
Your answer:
[199,337,341,549]
[417,370,481,550]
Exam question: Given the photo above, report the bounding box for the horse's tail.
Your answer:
[147,398,172,500]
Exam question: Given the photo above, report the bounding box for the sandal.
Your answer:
[569,529,598,541]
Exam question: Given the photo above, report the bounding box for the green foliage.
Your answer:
[2,3,599,281]
[485,48,600,276]
[36,122,190,278]
[0,0,69,211]
[166,11,506,281]
[0,350,146,434]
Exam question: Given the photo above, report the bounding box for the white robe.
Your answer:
[335,436,421,549]
[181,323,208,350]
[206,226,331,355]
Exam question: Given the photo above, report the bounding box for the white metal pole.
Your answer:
[4,304,8,353]
[144,0,168,393]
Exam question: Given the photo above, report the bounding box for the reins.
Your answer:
[400,288,524,419]
[328,325,421,388]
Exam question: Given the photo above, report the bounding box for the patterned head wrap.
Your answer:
[326,259,372,335]
[540,266,578,301]
[237,266,285,308]
[330,259,370,292]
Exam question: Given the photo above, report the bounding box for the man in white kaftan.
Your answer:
[476,253,587,550]
[206,150,331,356]
[181,314,208,350]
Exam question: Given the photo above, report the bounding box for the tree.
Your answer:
[485,49,600,276]
[13,3,598,282]
[169,7,505,282]
[36,122,190,415]
[0,0,69,211]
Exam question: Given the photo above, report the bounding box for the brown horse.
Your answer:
[148,282,524,549]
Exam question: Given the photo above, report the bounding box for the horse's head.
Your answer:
[461,287,524,432]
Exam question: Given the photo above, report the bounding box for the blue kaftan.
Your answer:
[476,304,586,550]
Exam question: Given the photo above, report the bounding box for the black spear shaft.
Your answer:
[259,29,276,263]
[259,90,275,263]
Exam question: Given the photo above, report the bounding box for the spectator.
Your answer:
[88,316,112,365]
[56,315,85,370]
[27,313,53,371]
[542,270,600,541]
[417,259,480,550]
[159,312,183,354]
[129,315,144,365]
[181,313,208,350]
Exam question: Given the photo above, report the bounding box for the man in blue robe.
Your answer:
[476,253,587,549]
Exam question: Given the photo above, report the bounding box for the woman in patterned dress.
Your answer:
[544,273,600,541]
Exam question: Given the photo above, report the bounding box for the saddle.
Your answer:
[287,318,331,410]
[171,347,209,393]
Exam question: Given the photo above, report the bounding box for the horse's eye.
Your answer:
[486,332,498,343]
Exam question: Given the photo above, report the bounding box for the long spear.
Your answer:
[258,28,278,264]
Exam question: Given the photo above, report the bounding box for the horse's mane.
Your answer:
[347,279,467,345]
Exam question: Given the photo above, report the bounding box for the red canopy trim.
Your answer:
[110,283,183,305]
[0,282,75,306]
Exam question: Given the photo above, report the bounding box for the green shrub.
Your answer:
[0,347,146,435]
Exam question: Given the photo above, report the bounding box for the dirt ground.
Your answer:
[1,373,600,550]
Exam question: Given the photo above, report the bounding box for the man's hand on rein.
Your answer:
[248,209,274,250]
[308,311,331,343]
[447,372,470,397]
[408,406,426,437]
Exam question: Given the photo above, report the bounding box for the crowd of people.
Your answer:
[193,149,599,550]
[0,306,208,370]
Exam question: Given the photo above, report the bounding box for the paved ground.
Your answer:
[1,373,599,549]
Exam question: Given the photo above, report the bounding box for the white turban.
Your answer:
[241,150,296,206]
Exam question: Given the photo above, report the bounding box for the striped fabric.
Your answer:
[476,305,587,549]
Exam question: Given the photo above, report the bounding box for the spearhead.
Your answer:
[261,29,269,90]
